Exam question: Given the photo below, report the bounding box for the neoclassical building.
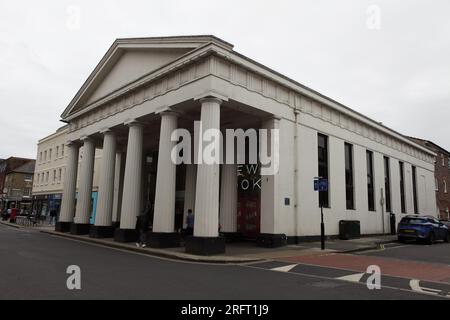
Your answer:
[56,35,437,255]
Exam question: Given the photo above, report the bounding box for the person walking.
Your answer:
[49,208,57,226]
[135,212,150,248]
[186,209,194,236]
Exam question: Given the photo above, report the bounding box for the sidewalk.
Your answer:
[0,220,55,232]
[0,220,397,263]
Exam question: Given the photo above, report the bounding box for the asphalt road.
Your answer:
[0,224,445,300]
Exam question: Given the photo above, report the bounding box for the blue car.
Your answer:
[398,215,449,244]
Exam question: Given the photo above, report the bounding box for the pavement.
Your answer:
[1,222,448,300]
[0,219,397,263]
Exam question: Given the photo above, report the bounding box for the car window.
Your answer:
[401,217,427,224]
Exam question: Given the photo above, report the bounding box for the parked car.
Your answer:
[398,215,449,244]
[440,220,450,229]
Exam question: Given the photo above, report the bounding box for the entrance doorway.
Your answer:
[237,164,261,240]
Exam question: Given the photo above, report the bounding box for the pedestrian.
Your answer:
[186,209,194,236]
[49,208,57,226]
[135,211,150,248]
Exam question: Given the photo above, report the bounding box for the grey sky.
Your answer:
[0,0,449,159]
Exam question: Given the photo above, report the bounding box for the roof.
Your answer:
[407,137,450,156]
[60,35,434,157]
[10,161,36,175]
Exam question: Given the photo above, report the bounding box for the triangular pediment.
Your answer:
[62,35,234,119]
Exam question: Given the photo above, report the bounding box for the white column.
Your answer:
[260,117,280,234]
[74,137,95,224]
[153,112,178,233]
[95,130,116,226]
[112,152,124,224]
[194,98,221,237]
[219,164,238,233]
[183,164,197,229]
[119,121,144,229]
[59,142,79,223]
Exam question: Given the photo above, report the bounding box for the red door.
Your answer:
[237,196,260,240]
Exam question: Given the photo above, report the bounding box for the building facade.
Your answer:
[0,157,35,211]
[54,35,436,255]
[409,138,450,220]
[32,126,102,221]
[3,161,35,211]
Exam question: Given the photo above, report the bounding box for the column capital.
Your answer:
[124,119,144,127]
[80,135,94,142]
[194,90,229,103]
[100,127,116,135]
[199,97,223,106]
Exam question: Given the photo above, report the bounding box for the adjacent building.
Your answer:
[0,157,36,211]
[32,125,102,221]
[408,137,450,220]
[52,35,436,255]
[2,160,35,211]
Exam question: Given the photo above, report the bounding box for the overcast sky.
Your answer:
[0,0,449,159]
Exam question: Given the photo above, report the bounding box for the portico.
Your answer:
[55,35,437,255]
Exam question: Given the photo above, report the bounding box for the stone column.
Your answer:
[186,97,225,255]
[71,137,95,235]
[114,120,144,243]
[219,164,238,240]
[56,142,79,232]
[90,130,116,238]
[149,111,180,248]
[258,117,286,248]
[112,151,125,227]
[183,164,197,229]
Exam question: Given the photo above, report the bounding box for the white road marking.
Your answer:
[410,279,450,298]
[336,273,366,283]
[271,264,298,273]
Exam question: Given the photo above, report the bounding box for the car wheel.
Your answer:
[428,232,435,245]
[398,236,406,243]
[445,232,450,243]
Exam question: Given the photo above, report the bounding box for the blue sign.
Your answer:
[314,179,328,192]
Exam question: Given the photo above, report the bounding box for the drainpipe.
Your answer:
[293,107,300,244]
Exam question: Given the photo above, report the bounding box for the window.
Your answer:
[444,180,448,194]
[44,151,47,161]
[53,170,57,183]
[384,157,392,213]
[412,166,418,214]
[49,149,52,161]
[435,178,439,191]
[58,168,62,182]
[399,162,406,213]
[61,144,65,157]
[46,172,49,183]
[56,146,59,158]
[367,151,375,211]
[40,152,43,162]
[442,154,445,167]
[318,134,329,207]
[345,143,354,210]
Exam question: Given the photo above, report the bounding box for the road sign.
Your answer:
[314,179,328,192]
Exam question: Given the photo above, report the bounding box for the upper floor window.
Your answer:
[56,146,59,158]
[345,143,355,210]
[317,133,329,208]
[367,151,375,212]
[49,149,52,161]
[444,180,448,194]
[61,144,65,157]
[442,155,445,167]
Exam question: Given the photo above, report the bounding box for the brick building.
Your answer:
[0,157,36,210]
[409,137,450,220]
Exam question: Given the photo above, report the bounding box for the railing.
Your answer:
[15,216,45,227]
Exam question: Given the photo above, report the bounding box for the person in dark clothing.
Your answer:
[186,209,194,236]
[135,212,150,248]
